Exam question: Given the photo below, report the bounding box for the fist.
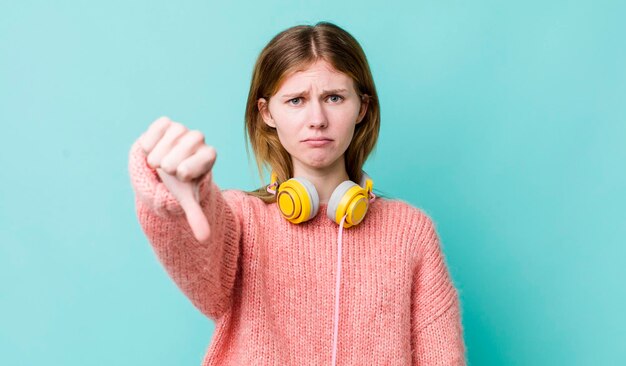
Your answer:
[138,116,216,242]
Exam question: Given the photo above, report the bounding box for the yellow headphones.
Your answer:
[267,171,375,228]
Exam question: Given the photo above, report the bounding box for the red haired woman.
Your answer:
[129,21,466,365]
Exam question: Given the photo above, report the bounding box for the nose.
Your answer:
[308,99,328,129]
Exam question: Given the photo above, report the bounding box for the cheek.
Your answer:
[335,108,360,132]
[275,128,292,144]
[274,124,300,153]
[272,110,306,138]
[269,102,296,123]
[334,101,361,122]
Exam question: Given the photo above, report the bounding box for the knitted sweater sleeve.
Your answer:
[128,140,242,320]
[411,213,466,365]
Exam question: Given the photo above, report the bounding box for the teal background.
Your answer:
[1,0,624,365]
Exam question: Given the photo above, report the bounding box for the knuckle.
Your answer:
[177,164,192,181]
[164,166,177,175]
[152,116,171,129]
[169,122,187,134]
[188,130,205,142]
[160,158,174,173]
[201,146,217,166]
[209,147,217,161]
[204,145,216,157]
[146,153,159,168]
[160,166,172,175]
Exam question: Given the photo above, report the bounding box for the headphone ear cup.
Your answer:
[276,177,319,223]
[295,177,320,219]
[327,181,354,223]
[327,181,370,228]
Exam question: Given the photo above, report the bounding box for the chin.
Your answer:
[289,148,345,171]
[302,155,343,170]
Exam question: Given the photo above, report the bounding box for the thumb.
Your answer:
[156,167,211,243]
[179,193,211,243]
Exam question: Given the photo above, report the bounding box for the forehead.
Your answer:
[275,60,354,92]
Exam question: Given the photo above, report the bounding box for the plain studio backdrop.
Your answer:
[1,1,624,365]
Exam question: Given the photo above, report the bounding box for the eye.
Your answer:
[288,97,302,105]
[327,95,344,103]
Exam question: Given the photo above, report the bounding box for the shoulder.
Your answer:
[221,188,248,202]
[372,197,437,231]
[370,197,440,259]
[220,188,274,213]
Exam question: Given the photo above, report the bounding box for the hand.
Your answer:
[138,116,217,243]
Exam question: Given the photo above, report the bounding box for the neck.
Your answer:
[292,159,350,205]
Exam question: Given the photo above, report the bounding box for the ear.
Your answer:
[356,95,369,124]
[257,98,276,128]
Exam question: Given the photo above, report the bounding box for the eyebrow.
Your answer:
[280,88,348,98]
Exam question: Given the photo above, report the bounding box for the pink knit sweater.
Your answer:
[128,141,466,365]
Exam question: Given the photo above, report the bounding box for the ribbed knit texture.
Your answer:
[128,140,466,365]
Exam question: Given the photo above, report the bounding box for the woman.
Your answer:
[129,21,466,365]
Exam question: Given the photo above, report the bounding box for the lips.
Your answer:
[302,137,333,147]
[302,137,333,142]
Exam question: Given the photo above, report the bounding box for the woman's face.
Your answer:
[257,59,368,175]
